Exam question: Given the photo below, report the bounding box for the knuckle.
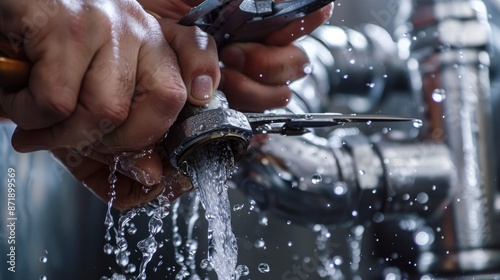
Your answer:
[36,86,77,120]
[98,99,130,124]
[157,79,187,108]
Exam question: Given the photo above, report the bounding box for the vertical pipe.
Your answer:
[409,0,500,275]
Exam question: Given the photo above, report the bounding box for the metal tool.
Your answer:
[179,0,335,47]
[245,112,414,135]
[163,91,417,170]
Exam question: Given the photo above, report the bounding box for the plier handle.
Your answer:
[244,113,417,135]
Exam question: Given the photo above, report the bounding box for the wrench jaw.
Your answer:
[179,0,335,48]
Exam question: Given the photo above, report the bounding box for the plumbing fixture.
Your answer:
[163,90,413,171]
[230,0,500,277]
[409,0,500,276]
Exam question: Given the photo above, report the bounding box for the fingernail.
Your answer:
[131,167,157,186]
[220,45,244,70]
[191,75,213,101]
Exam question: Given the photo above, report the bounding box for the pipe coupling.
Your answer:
[163,91,253,171]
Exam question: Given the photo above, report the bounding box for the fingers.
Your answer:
[10,37,140,153]
[0,29,95,130]
[219,68,291,112]
[264,4,334,46]
[220,43,309,86]
[102,20,188,151]
[159,19,220,106]
[50,148,191,211]
[52,149,165,211]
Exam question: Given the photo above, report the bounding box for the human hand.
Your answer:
[140,0,334,112]
[219,4,334,111]
[0,0,220,209]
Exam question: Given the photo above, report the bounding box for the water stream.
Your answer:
[183,141,246,280]
[100,141,245,279]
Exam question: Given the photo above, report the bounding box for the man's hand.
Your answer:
[142,0,334,112]
[0,0,220,209]
[219,4,334,111]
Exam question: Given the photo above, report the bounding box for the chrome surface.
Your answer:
[231,0,500,278]
[163,91,253,170]
[409,0,500,275]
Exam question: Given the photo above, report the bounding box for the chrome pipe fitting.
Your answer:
[232,127,454,227]
[163,91,253,171]
[408,0,500,275]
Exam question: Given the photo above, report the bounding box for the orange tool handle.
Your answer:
[0,56,30,92]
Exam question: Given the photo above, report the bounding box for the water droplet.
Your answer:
[254,239,266,249]
[431,88,446,102]
[200,259,210,269]
[256,124,272,133]
[103,243,113,255]
[303,63,313,75]
[358,170,366,175]
[333,256,343,266]
[414,229,434,246]
[259,215,269,226]
[39,275,47,280]
[343,74,349,79]
[311,174,323,184]
[173,233,182,247]
[333,182,348,195]
[39,256,48,263]
[366,120,372,125]
[373,212,385,223]
[125,263,136,273]
[148,217,163,235]
[236,264,250,276]
[366,83,375,88]
[349,59,356,64]
[233,204,244,212]
[116,250,130,267]
[258,263,271,273]
[412,119,423,128]
[127,226,137,235]
[288,241,293,247]
[416,193,429,204]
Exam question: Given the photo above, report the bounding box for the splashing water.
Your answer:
[104,155,120,242]
[136,193,171,280]
[102,151,172,280]
[314,225,344,279]
[184,142,241,280]
[171,192,202,280]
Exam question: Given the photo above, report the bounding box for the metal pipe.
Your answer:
[408,0,500,275]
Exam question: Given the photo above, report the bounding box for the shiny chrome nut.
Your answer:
[164,91,253,171]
